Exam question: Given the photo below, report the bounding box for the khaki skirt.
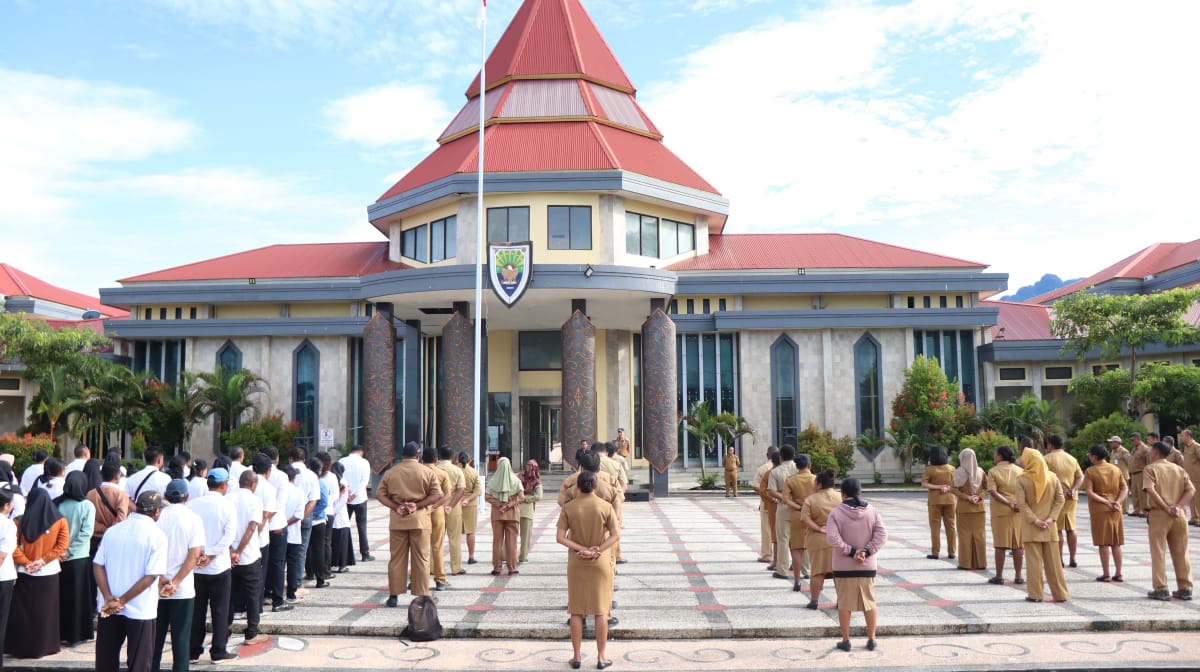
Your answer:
[833,575,876,612]
[990,512,1021,549]
[462,504,478,534]
[808,544,833,578]
[567,550,614,616]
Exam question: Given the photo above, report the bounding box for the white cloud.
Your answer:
[640,1,1200,290]
[324,83,452,149]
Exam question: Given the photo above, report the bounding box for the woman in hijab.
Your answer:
[920,445,956,560]
[799,468,841,610]
[558,470,619,669]
[6,487,69,659]
[952,448,987,570]
[0,486,17,663]
[484,457,525,576]
[54,471,96,646]
[329,461,355,573]
[518,460,543,564]
[81,458,103,494]
[1016,447,1069,603]
[827,478,888,652]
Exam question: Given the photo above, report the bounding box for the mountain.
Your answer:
[1000,274,1081,302]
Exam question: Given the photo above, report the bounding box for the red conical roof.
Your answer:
[465,0,634,98]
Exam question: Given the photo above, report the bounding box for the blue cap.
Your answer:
[164,479,189,503]
[208,467,230,484]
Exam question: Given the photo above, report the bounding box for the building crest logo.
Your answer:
[489,242,532,307]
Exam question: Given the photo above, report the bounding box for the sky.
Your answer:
[2,0,1199,300]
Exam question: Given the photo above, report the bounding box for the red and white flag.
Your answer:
[477,0,487,27]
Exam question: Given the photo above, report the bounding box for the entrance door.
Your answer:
[521,397,561,470]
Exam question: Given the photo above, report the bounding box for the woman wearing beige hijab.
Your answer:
[485,458,525,576]
[952,448,987,570]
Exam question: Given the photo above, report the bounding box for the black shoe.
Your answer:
[271,603,294,613]
[434,582,448,591]
[1148,590,1171,601]
[304,574,314,581]
[569,661,581,670]
[926,554,938,560]
[766,564,776,571]
[772,572,790,580]
[385,595,399,608]
[836,640,851,652]
[806,599,818,610]
[616,559,628,564]
[211,651,238,662]
[866,639,877,651]
[315,580,328,589]
[946,554,956,560]
[793,582,803,592]
[597,661,612,670]
[361,554,375,562]
[607,617,619,627]
[1173,589,1193,601]
[468,558,478,564]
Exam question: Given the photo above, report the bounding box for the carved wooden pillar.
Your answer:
[641,307,678,496]
[440,307,475,453]
[561,309,597,468]
[363,306,396,474]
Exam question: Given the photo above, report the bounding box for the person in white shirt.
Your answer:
[93,490,168,672]
[151,479,205,672]
[126,448,171,501]
[281,465,307,602]
[289,448,320,577]
[187,460,209,502]
[249,455,276,613]
[338,445,374,562]
[65,444,90,475]
[18,450,48,496]
[229,470,268,644]
[227,447,249,495]
[38,457,66,500]
[260,448,292,612]
[186,468,238,663]
[328,463,355,573]
[0,486,18,660]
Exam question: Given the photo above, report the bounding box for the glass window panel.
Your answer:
[444,216,457,259]
[925,332,940,363]
[570,206,591,249]
[943,332,958,383]
[679,223,695,252]
[164,341,179,387]
[771,337,797,446]
[959,330,977,405]
[547,206,570,249]
[217,341,241,372]
[999,367,1026,381]
[510,207,529,241]
[719,334,736,414]
[855,335,881,437]
[487,208,508,242]
[1045,366,1073,380]
[402,228,416,258]
[518,332,562,370]
[294,342,320,442]
[625,212,641,255]
[148,341,164,380]
[660,218,678,258]
[685,335,701,461]
[430,219,445,262]
[641,215,659,258]
[415,224,428,263]
[702,334,718,461]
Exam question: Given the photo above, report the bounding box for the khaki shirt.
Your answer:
[1168,448,1186,468]
[1045,451,1083,493]
[1130,444,1150,474]
[599,454,627,491]
[376,459,442,530]
[615,438,631,459]
[1017,476,1065,543]
[754,461,774,508]
[1144,460,1196,509]
[462,465,482,505]
[782,471,816,511]
[986,462,1023,521]
[1111,445,1132,479]
[1183,440,1200,474]
[723,454,740,473]
[437,459,467,509]
[558,470,621,511]
[426,463,452,525]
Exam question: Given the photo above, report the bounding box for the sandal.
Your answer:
[491,570,501,576]
[987,576,1004,585]
[1112,574,1124,582]
[1096,575,1111,582]
[1014,578,1025,584]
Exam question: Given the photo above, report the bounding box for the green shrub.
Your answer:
[1070,412,1146,470]
[0,432,56,475]
[957,430,1013,474]
[696,473,720,490]
[795,423,856,478]
[221,411,301,461]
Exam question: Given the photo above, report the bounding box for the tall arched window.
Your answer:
[216,340,242,373]
[855,333,882,438]
[770,335,799,446]
[293,340,320,445]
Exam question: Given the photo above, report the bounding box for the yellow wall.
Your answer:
[622,198,702,266]
[213,304,278,319]
[672,296,736,314]
[743,296,812,311]
[483,193,605,264]
[824,295,890,309]
[488,331,513,392]
[135,304,202,320]
[902,294,967,309]
[518,370,560,390]
[288,302,353,318]
[398,203,458,234]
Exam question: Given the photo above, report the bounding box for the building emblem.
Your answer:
[488,242,533,306]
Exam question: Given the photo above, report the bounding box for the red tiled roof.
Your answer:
[0,263,127,318]
[120,242,403,283]
[1028,239,1200,304]
[465,0,633,98]
[665,234,986,271]
[983,300,1054,341]
[376,122,718,207]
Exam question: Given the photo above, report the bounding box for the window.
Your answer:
[0,378,20,391]
[771,335,799,446]
[999,367,1026,381]
[174,307,182,319]
[293,341,320,444]
[675,332,739,468]
[401,225,428,262]
[548,206,592,250]
[955,296,964,308]
[855,333,882,438]
[189,307,197,319]
[625,211,695,258]
[1045,366,1073,380]
[702,299,710,314]
[488,207,530,243]
[519,331,562,370]
[144,308,151,320]
[718,299,727,311]
[429,216,457,262]
[686,299,695,314]
[159,308,167,320]
[939,296,948,308]
[913,329,978,405]
[1092,364,1120,375]
[907,297,915,309]
[923,296,931,308]
[216,340,242,373]
[669,300,678,314]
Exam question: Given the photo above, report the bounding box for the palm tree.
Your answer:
[885,426,921,484]
[31,364,83,456]
[143,371,209,452]
[681,401,722,482]
[74,358,145,453]
[196,367,268,451]
[715,411,755,454]
[856,428,887,482]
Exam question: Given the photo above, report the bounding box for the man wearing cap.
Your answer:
[1129,433,1151,517]
[614,428,631,460]
[94,490,169,672]
[377,442,443,607]
[1108,436,1132,514]
[229,470,268,644]
[1180,430,1200,527]
[152,479,205,672]
[186,467,238,662]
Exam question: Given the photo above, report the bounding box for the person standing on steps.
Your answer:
[1044,435,1084,568]
[186,467,238,663]
[437,447,467,577]
[827,478,887,653]
[752,448,778,565]
[421,447,453,591]
[800,468,840,610]
[518,460,542,564]
[558,470,620,670]
[338,445,375,562]
[485,457,525,577]
[921,445,956,561]
[377,442,442,608]
[782,454,816,589]
[457,452,483,566]
[151,479,205,672]
[985,446,1024,586]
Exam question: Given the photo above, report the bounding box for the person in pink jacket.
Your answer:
[827,477,888,652]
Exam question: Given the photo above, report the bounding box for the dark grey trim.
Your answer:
[676,272,1008,295]
[367,170,730,223]
[362,264,677,298]
[980,339,1200,363]
[104,317,369,339]
[100,279,363,308]
[1145,263,1200,293]
[215,340,243,371]
[2,298,35,313]
[670,314,717,333]
[712,307,999,330]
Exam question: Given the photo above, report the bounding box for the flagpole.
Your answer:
[473,0,487,503]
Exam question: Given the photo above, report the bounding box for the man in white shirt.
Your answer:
[65,444,90,474]
[249,454,276,614]
[260,448,292,612]
[229,470,268,644]
[289,448,320,580]
[186,468,238,663]
[151,479,205,672]
[126,447,171,500]
[94,490,169,672]
[281,465,308,602]
[338,445,374,562]
[19,450,48,496]
[226,447,248,495]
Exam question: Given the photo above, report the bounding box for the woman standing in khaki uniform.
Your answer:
[783,455,816,590]
[1083,444,1126,582]
[558,471,620,669]
[1016,447,1068,602]
[921,445,956,560]
[986,445,1024,585]
[799,468,841,610]
[952,448,987,570]
[485,458,525,576]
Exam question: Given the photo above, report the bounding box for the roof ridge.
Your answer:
[561,0,587,81]
[588,120,620,168]
[0,263,32,296]
[1115,242,1165,277]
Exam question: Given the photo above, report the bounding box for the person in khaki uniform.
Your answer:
[723,447,740,498]
[1108,436,1132,515]
[377,442,443,607]
[1044,435,1084,568]
[1016,447,1068,603]
[485,457,525,576]
[1083,444,1126,582]
[557,471,620,669]
[421,447,453,590]
[1143,441,1196,601]
[986,446,1024,585]
[782,454,816,588]
[1129,433,1151,517]
[951,448,987,570]
[599,444,627,563]
[921,445,957,560]
[457,452,483,564]
[614,428,631,460]
[799,468,840,610]
[1180,430,1200,526]
[767,445,798,577]
[751,448,778,564]
[436,448,467,575]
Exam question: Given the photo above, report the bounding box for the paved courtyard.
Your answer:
[14,488,1200,670]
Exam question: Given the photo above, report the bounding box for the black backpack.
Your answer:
[400,595,443,642]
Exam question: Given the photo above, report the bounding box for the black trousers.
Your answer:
[305,522,330,581]
[152,598,192,672]
[95,615,155,672]
[258,543,270,608]
[231,562,263,638]
[348,501,370,555]
[266,530,287,607]
[0,579,12,667]
[286,543,304,597]
[191,571,231,659]
[324,515,334,572]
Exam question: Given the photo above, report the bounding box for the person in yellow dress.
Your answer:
[1016,447,1068,603]
[799,468,841,610]
[1044,435,1084,568]
[985,445,1024,585]
[952,448,987,570]
[557,471,620,670]
[723,447,740,498]
[921,445,956,560]
[1083,444,1126,583]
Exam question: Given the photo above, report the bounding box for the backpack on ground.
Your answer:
[400,595,443,642]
